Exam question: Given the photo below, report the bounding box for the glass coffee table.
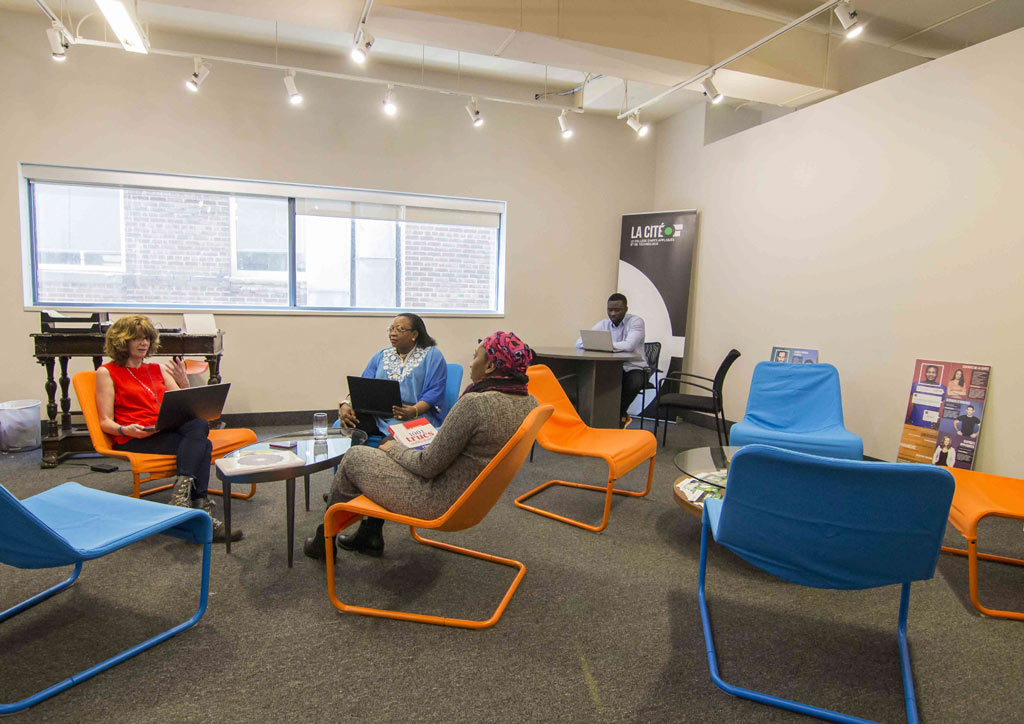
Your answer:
[672,446,741,519]
[215,428,367,566]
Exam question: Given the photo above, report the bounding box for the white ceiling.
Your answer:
[6,0,1022,120]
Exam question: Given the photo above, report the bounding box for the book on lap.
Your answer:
[387,418,437,449]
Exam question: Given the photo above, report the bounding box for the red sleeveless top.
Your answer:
[103,362,166,445]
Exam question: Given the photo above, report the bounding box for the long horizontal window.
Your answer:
[23,165,504,314]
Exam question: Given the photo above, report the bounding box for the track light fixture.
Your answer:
[46,25,68,61]
[465,97,484,127]
[834,0,863,39]
[382,84,397,116]
[626,112,649,137]
[95,0,150,54]
[185,57,211,92]
[701,75,724,104]
[558,109,573,139]
[284,70,303,105]
[351,25,374,64]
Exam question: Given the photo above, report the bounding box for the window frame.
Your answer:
[20,164,505,316]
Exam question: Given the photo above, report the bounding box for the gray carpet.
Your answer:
[1,420,1022,723]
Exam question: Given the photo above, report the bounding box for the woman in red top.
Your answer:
[95,314,240,542]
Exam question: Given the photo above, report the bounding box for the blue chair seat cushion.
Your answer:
[658,392,716,413]
[729,421,863,460]
[19,483,211,566]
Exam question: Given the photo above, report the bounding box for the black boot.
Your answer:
[303,523,335,561]
[337,517,384,557]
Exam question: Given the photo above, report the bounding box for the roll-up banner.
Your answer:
[618,210,698,417]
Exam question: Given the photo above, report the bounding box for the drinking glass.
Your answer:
[313,412,328,440]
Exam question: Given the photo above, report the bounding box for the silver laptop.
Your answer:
[580,329,616,352]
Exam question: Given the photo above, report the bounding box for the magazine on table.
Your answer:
[387,417,437,449]
[675,477,726,507]
[215,449,305,475]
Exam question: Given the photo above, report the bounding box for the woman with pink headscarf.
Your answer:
[305,331,538,560]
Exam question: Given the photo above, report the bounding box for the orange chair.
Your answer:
[514,364,657,533]
[183,359,209,377]
[941,467,1024,621]
[72,370,258,500]
[323,404,554,629]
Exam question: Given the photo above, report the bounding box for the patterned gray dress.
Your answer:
[329,391,538,519]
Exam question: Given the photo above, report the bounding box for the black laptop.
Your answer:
[347,376,402,417]
[153,383,231,431]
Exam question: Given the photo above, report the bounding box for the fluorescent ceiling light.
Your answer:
[701,76,724,104]
[558,109,573,139]
[284,70,302,105]
[94,0,150,54]
[626,112,649,137]
[834,1,863,39]
[465,97,483,127]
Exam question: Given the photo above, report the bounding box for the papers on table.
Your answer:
[675,475,726,507]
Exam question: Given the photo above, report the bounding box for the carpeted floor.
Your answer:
[1,419,1022,723]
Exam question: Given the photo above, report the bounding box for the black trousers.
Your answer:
[621,369,647,421]
[115,418,213,499]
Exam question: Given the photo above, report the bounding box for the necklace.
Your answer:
[125,364,158,401]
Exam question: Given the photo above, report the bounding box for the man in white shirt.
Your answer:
[576,293,646,427]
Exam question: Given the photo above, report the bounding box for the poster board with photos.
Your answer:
[897,359,990,470]
[770,346,819,364]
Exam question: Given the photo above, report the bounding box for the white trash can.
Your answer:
[0,400,42,452]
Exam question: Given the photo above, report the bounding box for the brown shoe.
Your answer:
[169,476,194,507]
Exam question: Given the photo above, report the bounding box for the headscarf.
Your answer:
[462,331,534,397]
[481,331,534,376]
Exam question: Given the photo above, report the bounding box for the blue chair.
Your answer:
[729,361,863,459]
[698,445,954,724]
[439,362,464,420]
[0,482,212,714]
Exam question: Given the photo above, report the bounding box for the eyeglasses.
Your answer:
[387,326,413,334]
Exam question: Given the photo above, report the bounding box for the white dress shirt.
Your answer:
[576,313,646,372]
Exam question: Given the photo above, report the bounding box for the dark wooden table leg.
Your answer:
[286,478,296,568]
[205,354,222,385]
[223,480,233,554]
[40,357,59,468]
[304,474,310,512]
[58,356,71,431]
[92,356,103,370]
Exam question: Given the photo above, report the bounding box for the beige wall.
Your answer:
[652,28,1024,475]
[0,10,654,415]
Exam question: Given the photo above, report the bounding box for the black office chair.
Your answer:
[637,341,662,426]
[655,349,741,447]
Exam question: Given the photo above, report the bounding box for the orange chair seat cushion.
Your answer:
[948,468,1024,539]
[539,427,656,479]
[183,359,209,375]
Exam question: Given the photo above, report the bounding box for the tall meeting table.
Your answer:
[532,347,642,429]
[215,428,367,567]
